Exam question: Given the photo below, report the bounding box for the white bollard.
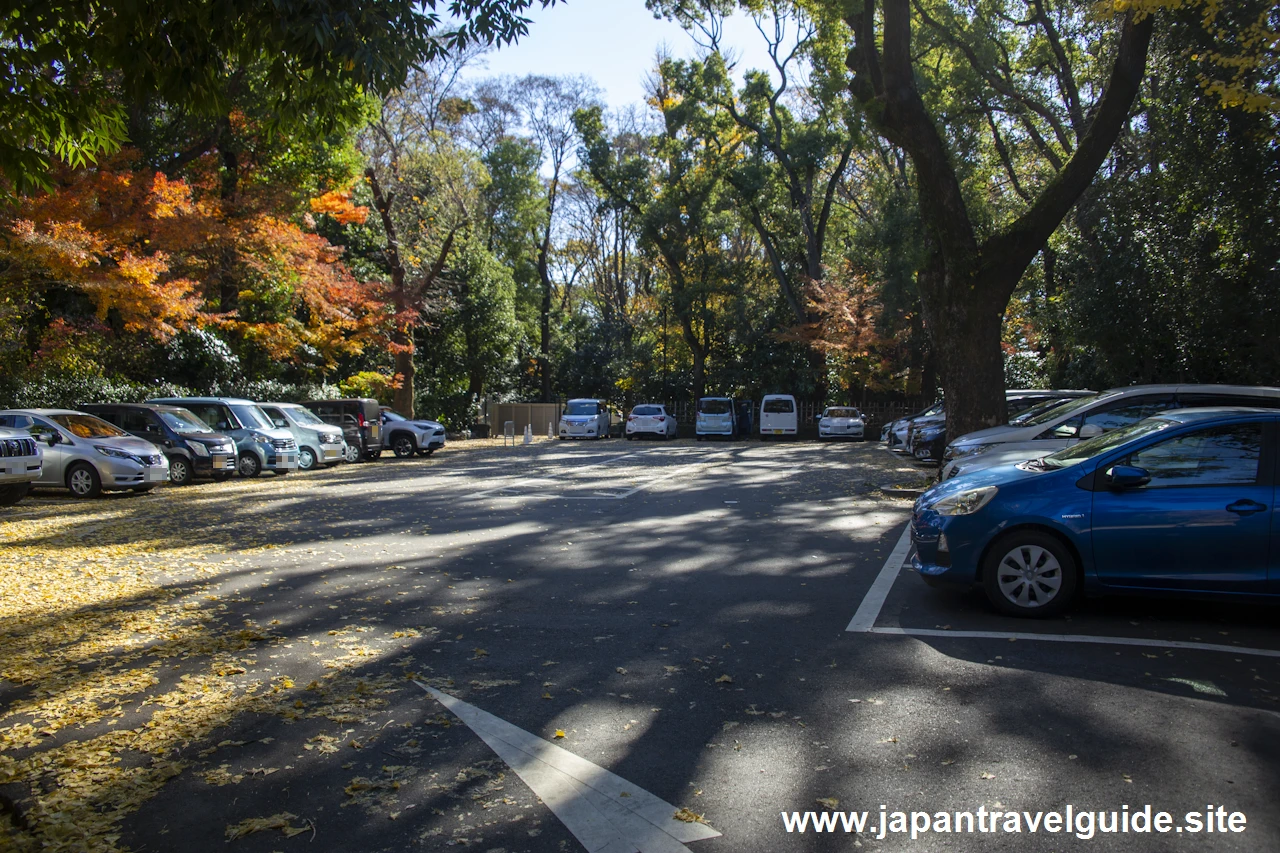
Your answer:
[548,421,554,438]
[523,424,533,445]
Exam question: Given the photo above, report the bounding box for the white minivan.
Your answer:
[759,394,798,439]
[558,398,613,440]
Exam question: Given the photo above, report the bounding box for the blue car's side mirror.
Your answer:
[1107,465,1151,489]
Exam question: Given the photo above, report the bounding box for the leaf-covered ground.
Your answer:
[0,439,925,852]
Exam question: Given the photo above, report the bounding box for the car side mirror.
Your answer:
[45,434,60,447]
[1078,423,1104,439]
[272,419,287,428]
[1107,465,1150,489]
[815,414,823,422]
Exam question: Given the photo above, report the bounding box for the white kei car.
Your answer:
[625,404,677,439]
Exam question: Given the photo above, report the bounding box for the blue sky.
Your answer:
[465,0,781,111]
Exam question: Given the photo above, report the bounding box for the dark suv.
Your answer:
[301,398,383,461]
[82,403,238,485]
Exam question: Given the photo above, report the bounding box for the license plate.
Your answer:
[772,428,784,434]
[212,455,226,468]
[148,467,168,482]
[322,448,340,461]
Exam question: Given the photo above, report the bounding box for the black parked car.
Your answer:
[81,403,238,485]
[301,398,384,461]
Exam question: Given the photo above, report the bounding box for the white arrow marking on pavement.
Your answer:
[416,683,721,853]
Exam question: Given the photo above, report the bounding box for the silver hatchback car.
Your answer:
[0,409,170,498]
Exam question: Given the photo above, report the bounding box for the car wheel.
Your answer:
[343,443,360,463]
[298,447,317,471]
[66,463,102,499]
[169,456,193,485]
[238,452,262,478]
[211,471,234,482]
[364,449,381,461]
[982,531,1078,618]
[0,483,29,506]
[392,434,416,458]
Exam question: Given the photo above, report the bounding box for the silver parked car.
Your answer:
[0,409,169,498]
[379,408,446,458]
[941,383,1280,479]
[0,424,42,506]
[259,403,345,470]
[148,397,298,477]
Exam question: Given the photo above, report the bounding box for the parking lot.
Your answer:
[2,438,1278,852]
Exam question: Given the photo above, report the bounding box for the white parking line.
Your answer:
[845,524,913,632]
[846,522,1280,659]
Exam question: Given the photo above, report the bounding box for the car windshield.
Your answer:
[287,407,326,426]
[1010,397,1081,426]
[50,413,127,438]
[382,410,407,422]
[698,399,732,414]
[1019,393,1113,427]
[632,405,663,416]
[824,408,860,418]
[158,410,213,433]
[1041,418,1175,469]
[565,401,599,415]
[229,404,272,429]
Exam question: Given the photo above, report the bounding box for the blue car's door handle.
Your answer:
[1225,500,1268,515]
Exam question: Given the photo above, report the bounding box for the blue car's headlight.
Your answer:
[932,485,998,516]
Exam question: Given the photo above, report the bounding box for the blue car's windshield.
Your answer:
[1041,418,1175,469]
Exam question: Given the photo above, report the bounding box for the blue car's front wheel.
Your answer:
[982,531,1078,618]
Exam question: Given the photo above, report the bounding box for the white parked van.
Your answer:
[759,394,798,439]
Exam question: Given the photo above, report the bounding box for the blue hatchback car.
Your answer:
[911,408,1278,617]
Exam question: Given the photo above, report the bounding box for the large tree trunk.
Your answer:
[392,338,415,418]
[916,257,1007,433]
[842,2,1153,438]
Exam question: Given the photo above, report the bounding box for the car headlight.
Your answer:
[931,485,998,516]
[253,434,273,445]
[95,445,141,464]
[186,440,210,456]
[946,442,994,460]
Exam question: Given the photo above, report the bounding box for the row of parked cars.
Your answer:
[892,384,1280,617]
[0,397,448,505]
[562,395,869,441]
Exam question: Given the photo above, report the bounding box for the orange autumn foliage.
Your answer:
[309,184,370,225]
[2,152,387,370]
[4,159,202,338]
[780,263,909,394]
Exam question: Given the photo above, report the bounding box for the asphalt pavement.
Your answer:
[5,438,1278,852]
